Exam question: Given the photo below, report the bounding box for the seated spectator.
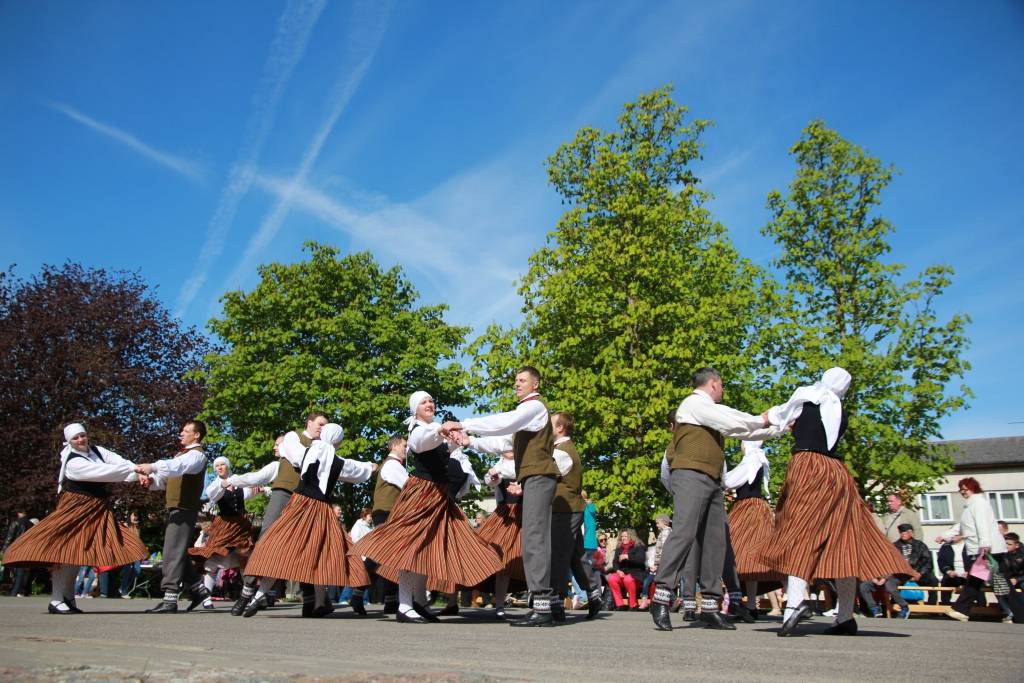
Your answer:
[893,524,939,605]
[998,532,1023,623]
[937,533,968,605]
[606,529,646,611]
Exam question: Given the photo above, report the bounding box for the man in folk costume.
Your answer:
[650,368,784,631]
[229,412,327,615]
[186,456,258,610]
[352,391,501,624]
[362,434,408,615]
[760,367,913,636]
[135,420,210,614]
[3,423,147,614]
[441,366,562,627]
[723,440,785,618]
[243,423,376,617]
[548,411,603,621]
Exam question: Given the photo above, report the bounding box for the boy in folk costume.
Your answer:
[761,367,913,636]
[136,420,210,614]
[362,435,408,615]
[4,423,147,614]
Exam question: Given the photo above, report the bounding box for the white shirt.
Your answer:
[942,494,1007,555]
[379,456,408,489]
[551,436,574,477]
[461,392,549,436]
[350,518,373,543]
[61,446,139,489]
[675,390,783,441]
[148,445,206,491]
[203,477,257,505]
[408,420,447,454]
[279,430,316,467]
[227,461,279,488]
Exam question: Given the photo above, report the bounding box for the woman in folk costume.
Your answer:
[760,367,912,636]
[186,456,257,610]
[4,423,148,614]
[242,423,376,617]
[351,391,502,624]
[723,440,785,615]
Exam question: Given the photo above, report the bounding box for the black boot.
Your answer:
[242,595,268,618]
[700,610,737,630]
[64,596,84,614]
[383,597,398,614]
[551,601,566,623]
[146,600,178,614]
[586,593,602,620]
[778,603,812,637]
[413,601,440,623]
[824,617,858,636]
[650,602,673,631]
[682,609,697,621]
[350,594,367,616]
[509,610,554,627]
[186,585,212,612]
[729,600,756,624]
[230,595,249,616]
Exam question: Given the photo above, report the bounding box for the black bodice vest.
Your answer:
[408,425,450,482]
[61,448,111,499]
[217,485,246,516]
[733,466,765,501]
[791,403,848,459]
[294,450,344,502]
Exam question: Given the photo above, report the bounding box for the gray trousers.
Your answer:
[859,577,909,611]
[242,488,292,589]
[521,475,557,596]
[654,469,726,601]
[551,511,593,597]
[160,507,200,595]
[681,520,741,598]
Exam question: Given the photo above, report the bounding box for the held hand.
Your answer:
[220,478,232,488]
[506,483,523,496]
[439,421,463,437]
[138,475,151,489]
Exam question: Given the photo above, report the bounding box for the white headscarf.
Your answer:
[57,423,88,492]
[302,423,344,494]
[212,456,231,473]
[404,390,432,428]
[320,423,344,447]
[767,367,852,450]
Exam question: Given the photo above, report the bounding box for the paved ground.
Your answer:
[0,597,1019,682]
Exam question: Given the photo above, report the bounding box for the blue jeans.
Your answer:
[119,561,141,596]
[75,566,96,596]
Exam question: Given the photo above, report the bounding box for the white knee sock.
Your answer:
[51,564,77,604]
[784,576,808,622]
[836,577,856,623]
[398,570,415,614]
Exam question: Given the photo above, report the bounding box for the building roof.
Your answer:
[932,436,1024,469]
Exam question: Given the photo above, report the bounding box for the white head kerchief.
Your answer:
[57,423,88,492]
[213,456,231,473]
[767,367,851,450]
[302,423,345,494]
[405,390,432,428]
[741,441,771,497]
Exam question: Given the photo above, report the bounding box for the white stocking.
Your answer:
[784,575,808,622]
[398,570,415,614]
[51,564,77,604]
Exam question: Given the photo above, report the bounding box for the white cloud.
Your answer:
[175,0,328,317]
[47,101,205,183]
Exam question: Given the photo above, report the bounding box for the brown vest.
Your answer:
[271,430,312,492]
[165,448,205,511]
[552,439,585,513]
[372,457,404,515]
[513,398,558,480]
[667,423,725,481]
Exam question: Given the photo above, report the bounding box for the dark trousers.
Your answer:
[520,475,557,597]
[858,576,909,611]
[160,507,200,595]
[655,469,726,602]
[955,553,1024,622]
[9,569,30,596]
[681,524,738,597]
[940,574,966,605]
[582,549,601,596]
[551,511,593,597]
[367,510,396,605]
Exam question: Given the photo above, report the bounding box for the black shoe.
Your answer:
[242,595,268,618]
[551,602,566,622]
[186,586,211,612]
[650,602,673,631]
[301,600,315,618]
[824,618,858,636]
[265,594,277,608]
[494,607,508,620]
[146,600,178,614]
[509,610,554,627]
[383,599,398,615]
[413,601,440,623]
[778,604,812,637]
[230,596,249,616]
[350,595,367,616]
[682,609,697,622]
[438,603,460,617]
[310,604,334,618]
[48,602,75,615]
[730,601,756,624]
[586,598,602,620]
[63,596,84,614]
[397,609,427,624]
[700,611,737,630]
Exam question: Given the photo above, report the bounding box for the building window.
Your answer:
[987,491,1024,522]
[919,493,954,523]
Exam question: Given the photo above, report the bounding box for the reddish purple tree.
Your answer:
[0,264,211,543]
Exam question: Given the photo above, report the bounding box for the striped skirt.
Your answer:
[245,494,369,587]
[760,451,913,581]
[2,492,148,569]
[728,497,784,589]
[475,503,525,581]
[188,514,254,561]
[351,476,503,593]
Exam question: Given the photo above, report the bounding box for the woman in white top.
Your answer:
[938,477,1020,622]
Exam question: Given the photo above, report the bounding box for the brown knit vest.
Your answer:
[667,424,725,481]
[552,439,585,513]
[372,457,404,515]
[271,430,312,492]
[165,448,205,511]
[513,398,558,480]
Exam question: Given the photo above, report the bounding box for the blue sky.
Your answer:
[1,1,1021,440]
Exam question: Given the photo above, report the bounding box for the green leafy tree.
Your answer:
[762,120,971,504]
[469,86,772,532]
[199,242,470,522]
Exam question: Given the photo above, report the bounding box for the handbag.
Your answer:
[968,552,990,582]
[898,580,925,602]
[987,555,1010,596]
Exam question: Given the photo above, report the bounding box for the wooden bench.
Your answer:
[894,586,1003,618]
